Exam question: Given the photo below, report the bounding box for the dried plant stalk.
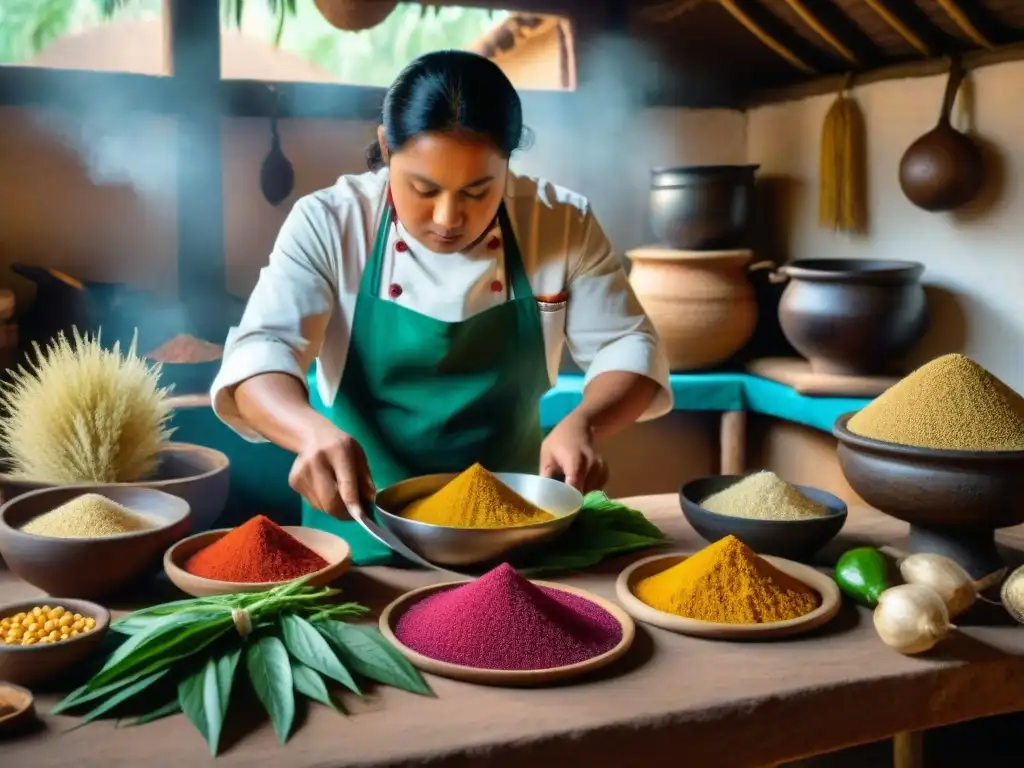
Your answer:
[819,86,867,234]
[0,328,175,484]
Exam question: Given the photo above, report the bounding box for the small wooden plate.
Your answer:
[615,553,841,640]
[0,682,35,738]
[164,526,352,597]
[379,580,635,687]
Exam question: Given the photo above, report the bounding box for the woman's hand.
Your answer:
[289,422,375,518]
[539,412,608,493]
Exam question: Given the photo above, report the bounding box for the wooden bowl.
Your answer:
[0,487,191,598]
[379,580,635,687]
[164,526,353,597]
[0,442,230,533]
[679,474,847,563]
[615,553,841,640]
[833,412,1024,577]
[0,598,110,687]
[0,683,36,738]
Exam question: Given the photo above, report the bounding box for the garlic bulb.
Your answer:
[898,554,977,618]
[873,584,955,655]
[1000,565,1024,624]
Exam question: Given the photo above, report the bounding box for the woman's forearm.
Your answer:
[571,371,659,440]
[234,372,336,454]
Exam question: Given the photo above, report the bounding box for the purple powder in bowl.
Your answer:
[393,562,623,671]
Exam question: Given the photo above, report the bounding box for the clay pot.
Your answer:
[774,259,928,376]
[649,165,758,250]
[314,0,397,31]
[626,248,765,371]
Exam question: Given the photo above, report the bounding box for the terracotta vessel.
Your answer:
[314,0,397,31]
[774,259,927,376]
[626,247,764,371]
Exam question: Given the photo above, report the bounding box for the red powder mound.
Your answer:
[394,563,622,671]
[184,515,328,583]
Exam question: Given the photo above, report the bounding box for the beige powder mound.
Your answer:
[847,353,1024,451]
[21,493,154,538]
[701,471,830,521]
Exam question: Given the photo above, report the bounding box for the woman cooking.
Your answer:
[211,50,672,562]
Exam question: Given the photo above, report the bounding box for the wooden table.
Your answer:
[3,495,1024,768]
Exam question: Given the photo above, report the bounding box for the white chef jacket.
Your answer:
[212,167,673,442]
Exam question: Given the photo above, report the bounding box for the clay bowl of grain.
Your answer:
[0,598,110,688]
[0,441,230,533]
[372,471,583,569]
[679,473,847,562]
[834,412,1024,577]
[0,486,191,598]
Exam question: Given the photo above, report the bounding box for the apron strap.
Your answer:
[362,202,393,299]
[361,198,532,302]
[497,203,533,301]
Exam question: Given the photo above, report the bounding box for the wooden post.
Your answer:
[720,410,747,475]
[894,731,924,768]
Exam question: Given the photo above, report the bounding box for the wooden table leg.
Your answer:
[720,410,747,475]
[894,731,924,768]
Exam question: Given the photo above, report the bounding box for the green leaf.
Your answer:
[280,614,360,695]
[178,647,241,756]
[120,699,181,727]
[291,661,339,713]
[66,668,170,730]
[53,665,163,714]
[317,622,432,697]
[246,635,295,744]
[90,612,231,689]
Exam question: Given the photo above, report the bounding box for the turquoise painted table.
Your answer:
[167,372,871,527]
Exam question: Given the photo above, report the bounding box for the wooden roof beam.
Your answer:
[780,0,885,66]
[717,0,839,74]
[861,0,948,57]
[934,0,1006,49]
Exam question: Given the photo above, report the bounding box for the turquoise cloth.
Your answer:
[172,371,871,532]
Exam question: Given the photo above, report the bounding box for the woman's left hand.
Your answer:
[539,412,608,493]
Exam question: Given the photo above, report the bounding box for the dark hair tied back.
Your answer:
[366,50,530,170]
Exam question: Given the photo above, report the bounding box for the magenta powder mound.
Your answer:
[393,562,623,671]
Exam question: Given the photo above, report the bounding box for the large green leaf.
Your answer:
[246,635,295,744]
[178,647,241,756]
[317,622,432,697]
[291,661,339,713]
[280,614,360,695]
[67,668,170,729]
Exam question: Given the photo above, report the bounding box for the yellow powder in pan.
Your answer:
[21,493,154,538]
[401,463,554,529]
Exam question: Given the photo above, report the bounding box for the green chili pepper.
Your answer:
[835,547,893,607]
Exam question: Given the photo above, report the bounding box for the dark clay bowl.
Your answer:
[0,442,229,533]
[0,486,191,598]
[679,474,848,563]
[0,598,110,688]
[833,412,1024,577]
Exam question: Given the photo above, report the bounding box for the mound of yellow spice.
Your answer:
[848,353,1024,451]
[634,535,820,624]
[402,463,555,528]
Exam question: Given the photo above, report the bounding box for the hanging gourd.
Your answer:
[260,85,295,206]
[314,0,398,31]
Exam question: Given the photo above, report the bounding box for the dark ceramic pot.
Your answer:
[774,259,928,376]
[833,413,1024,578]
[649,165,758,250]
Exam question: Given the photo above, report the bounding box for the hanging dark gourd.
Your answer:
[260,85,294,206]
[314,0,397,31]
[898,57,984,212]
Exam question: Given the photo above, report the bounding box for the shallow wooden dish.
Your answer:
[164,526,352,597]
[0,598,111,687]
[615,553,841,640]
[0,683,36,738]
[379,580,635,687]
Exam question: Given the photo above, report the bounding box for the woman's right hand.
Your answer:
[289,422,375,518]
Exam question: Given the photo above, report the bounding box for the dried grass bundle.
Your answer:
[0,328,175,484]
[819,81,867,234]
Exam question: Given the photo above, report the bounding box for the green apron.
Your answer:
[301,201,550,565]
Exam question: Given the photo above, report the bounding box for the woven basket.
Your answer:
[314,0,399,31]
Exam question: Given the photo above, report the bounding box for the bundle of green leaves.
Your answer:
[53,580,432,755]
